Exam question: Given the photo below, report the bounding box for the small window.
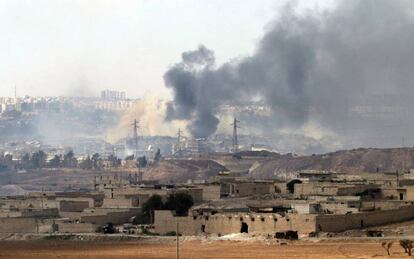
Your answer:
[286,218,290,222]
[274,218,278,222]
[193,216,197,220]
[205,216,209,221]
[240,217,243,221]
[251,217,255,222]
[261,218,265,222]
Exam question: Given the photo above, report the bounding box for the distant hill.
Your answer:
[143,159,227,183]
[249,148,414,179]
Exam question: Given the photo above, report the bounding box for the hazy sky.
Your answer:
[0,0,332,98]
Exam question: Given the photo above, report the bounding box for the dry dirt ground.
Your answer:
[0,239,412,259]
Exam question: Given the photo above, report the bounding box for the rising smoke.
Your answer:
[164,0,414,150]
[107,95,187,143]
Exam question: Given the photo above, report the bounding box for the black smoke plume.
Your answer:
[164,0,414,149]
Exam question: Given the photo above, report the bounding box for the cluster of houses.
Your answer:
[2,169,414,238]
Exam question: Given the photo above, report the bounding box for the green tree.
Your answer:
[108,154,121,167]
[154,148,162,163]
[137,155,147,168]
[91,153,101,169]
[163,193,194,216]
[31,150,47,169]
[21,153,31,169]
[4,154,12,161]
[125,154,135,161]
[80,155,93,169]
[400,240,413,256]
[142,194,163,223]
[63,151,77,168]
[49,155,61,168]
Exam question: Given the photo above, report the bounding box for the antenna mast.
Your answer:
[231,117,240,153]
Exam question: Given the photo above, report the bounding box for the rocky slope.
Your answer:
[143,159,227,183]
[249,147,414,179]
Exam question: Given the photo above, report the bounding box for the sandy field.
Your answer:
[0,239,412,259]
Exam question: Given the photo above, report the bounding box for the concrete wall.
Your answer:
[102,197,139,208]
[316,206,414,232]
[80,208,141,226]
[201,185,221,201]
[294,183,379,197]
[20,208,59,218]
[0,198,58,210]
[59,200,90,212]
[406,187,414,200]
[292,203,319,214]
[56,197,94,208]
[228,182,273,197]
[0,218,53,233]
[57,222,96,233]
[154,210,316,236]
[359,200,414,211]
[319,202,358,214]
[108,188,168,199]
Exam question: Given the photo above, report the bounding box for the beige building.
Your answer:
[222,181,274,197]
[154,205,414,237]
[154,210,316,236]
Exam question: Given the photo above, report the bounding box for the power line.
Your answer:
[132,119,139,158]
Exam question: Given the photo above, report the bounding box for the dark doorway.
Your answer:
[360,220,364,228]
[287,179,302,194]
[240,222,248,233]
[201,225,205,233]
[400,193,404,200]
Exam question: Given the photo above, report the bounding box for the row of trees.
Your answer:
[15,148,162,170]
[18,150,98,170]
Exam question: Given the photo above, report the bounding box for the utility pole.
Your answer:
[132,119,139,158]
[177,128,182,153]
[231,117,240,153]
[396,170,400,187]
[176,222,180,259]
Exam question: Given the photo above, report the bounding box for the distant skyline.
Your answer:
[0,0,333,98]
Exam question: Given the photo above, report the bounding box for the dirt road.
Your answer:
[0,239,411,259]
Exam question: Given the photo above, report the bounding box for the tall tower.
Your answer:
[231,117,240,153]
[132,119,139,158]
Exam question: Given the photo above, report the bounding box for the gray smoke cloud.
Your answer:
[164,0,414,149]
